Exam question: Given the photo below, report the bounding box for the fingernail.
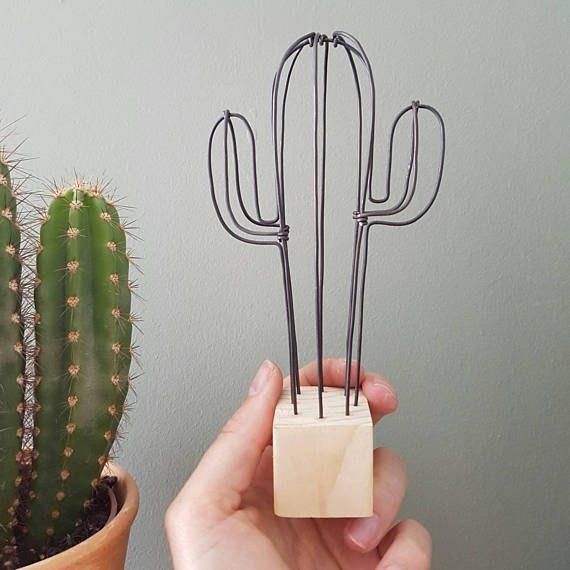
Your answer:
[346,513,382,550]
[373,385,398,412]
[373,378,396,394]
[383,566,402,570]
[371,375,389,388]
[249,360,274,395]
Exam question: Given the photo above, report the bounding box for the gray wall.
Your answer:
[2,1,569,568]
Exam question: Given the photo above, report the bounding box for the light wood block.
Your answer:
[273,386,373,518]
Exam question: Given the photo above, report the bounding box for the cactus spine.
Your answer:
[28,183,132,547]
[0,158,25,554]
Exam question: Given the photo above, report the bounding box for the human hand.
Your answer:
[165,358,431,569]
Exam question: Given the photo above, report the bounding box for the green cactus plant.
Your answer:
[27,181,134,548]
[0,155,26,559]
[0,162,138,567]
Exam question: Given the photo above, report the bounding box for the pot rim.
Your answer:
[24,462,139,568]
[106,484,119,525]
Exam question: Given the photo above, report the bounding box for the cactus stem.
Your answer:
[25,181,137,550]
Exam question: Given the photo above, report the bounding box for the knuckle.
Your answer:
[403,518,431,541]
[373,447,409,493]
[164,501,181,532]
[401,519,432,568]
[220,412,244,438]
[241,504,262,527]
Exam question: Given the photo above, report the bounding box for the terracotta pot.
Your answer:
[25,463,139,570]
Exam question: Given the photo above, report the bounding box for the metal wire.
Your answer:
[208,31,445,417]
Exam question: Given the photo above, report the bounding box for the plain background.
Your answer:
[2,1,569,568]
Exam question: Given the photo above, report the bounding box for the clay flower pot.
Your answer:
[26,463,139,570]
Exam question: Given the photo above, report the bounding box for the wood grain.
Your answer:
[273,386,373,518]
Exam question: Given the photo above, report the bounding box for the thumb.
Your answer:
[180,360,283,512]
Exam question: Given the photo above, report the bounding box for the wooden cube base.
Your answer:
[273,386,373,518]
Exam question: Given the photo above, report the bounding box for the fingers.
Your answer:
[361,373,398,424]
[376,519,432,570]
[344,448,408,553]
[172,360,283,514]
[292,358,398,423]
[297,357,363,388]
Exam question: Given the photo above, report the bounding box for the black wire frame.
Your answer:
[207,31,446,417]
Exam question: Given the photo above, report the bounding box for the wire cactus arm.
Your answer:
[207,31,445,419]
[335,29,446,412]
[208,112,278,243]
[208,110,300,413]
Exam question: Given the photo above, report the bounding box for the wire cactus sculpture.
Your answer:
[208,31,446,418]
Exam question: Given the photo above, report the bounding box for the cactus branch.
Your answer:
[0,158,26,558]
[29,183,132,548]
